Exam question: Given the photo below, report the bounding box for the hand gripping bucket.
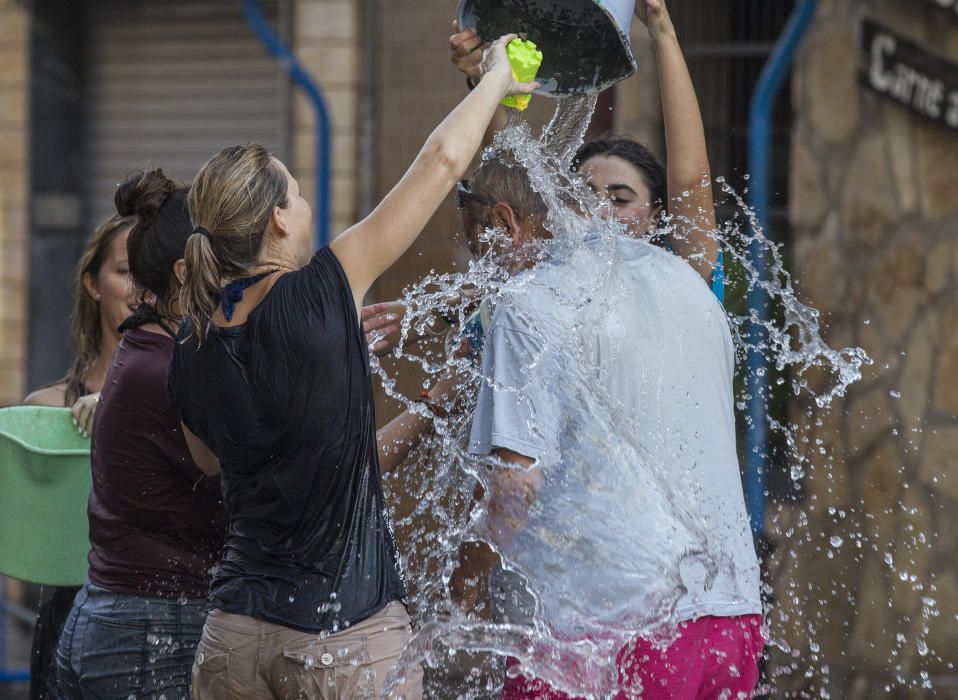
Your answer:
[457,0,637,95]
[0,406,91,585]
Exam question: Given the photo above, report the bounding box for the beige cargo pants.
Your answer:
[191,602,422,700]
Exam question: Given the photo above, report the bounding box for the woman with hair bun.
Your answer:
[54,169,229,700]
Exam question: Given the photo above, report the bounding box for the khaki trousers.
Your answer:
[191,602,422,700]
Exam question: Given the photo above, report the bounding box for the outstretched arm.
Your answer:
[331,35,537,311]
[376,372,465,473]
[641,0,719,283]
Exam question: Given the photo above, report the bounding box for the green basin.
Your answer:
[0,405,91,586]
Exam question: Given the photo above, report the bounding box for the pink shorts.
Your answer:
[503,615,764,700]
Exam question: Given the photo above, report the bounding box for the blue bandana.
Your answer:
[221,271,274,322]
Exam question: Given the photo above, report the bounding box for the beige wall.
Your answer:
[0,4,29,406]
[613,14,663,155]
[770,1,958,696]
[370,0,557,306]
[292,0,362,240]
[367,0,562,423]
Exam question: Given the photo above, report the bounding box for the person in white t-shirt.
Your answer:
[454,152,764,700]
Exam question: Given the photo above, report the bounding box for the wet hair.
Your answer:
[572,136,668,215]
[115,169,192,329]
[64,214,135,405]
[183,143,289,343]
[465,151,549,230]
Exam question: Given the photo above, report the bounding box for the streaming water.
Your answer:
[374,95,871,699]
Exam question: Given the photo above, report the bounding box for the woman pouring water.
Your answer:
[360,0,729,352]
[166,34,537,700]
[449,0,722,290]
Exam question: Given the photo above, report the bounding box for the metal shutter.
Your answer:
[84,0,288,229]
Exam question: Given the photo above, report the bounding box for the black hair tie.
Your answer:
[193,226,212,240]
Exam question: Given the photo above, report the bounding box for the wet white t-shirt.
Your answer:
[468,234,761,636]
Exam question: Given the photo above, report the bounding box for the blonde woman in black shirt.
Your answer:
[168,35,534,700]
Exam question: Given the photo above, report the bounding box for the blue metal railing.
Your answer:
[745,0,819,535]
[243,0,332,249]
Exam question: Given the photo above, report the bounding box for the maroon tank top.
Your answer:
[87,327,228,599]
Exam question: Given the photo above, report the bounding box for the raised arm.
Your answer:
[331,35,537,310]
[641,0,719,282]
[450,22,508,148]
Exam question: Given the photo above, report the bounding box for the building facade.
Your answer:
[0,1,30,407]
[2,0,957,696]
[0,0,363,405]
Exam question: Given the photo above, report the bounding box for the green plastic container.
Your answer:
[0,405,91,586]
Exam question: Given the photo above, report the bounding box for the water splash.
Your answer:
[374,95,871,698]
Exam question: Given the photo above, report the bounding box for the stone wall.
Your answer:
[0,2,30,406]
[769,0,958,697]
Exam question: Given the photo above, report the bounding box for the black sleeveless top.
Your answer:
[167,247,406,633]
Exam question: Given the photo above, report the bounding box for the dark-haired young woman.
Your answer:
[54,170,229,700]
[23,214,135,700]
[570,0,722,292]
[451,0,722,295]
[167,36,533,700]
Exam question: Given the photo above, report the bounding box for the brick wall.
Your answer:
[0,3,30,405]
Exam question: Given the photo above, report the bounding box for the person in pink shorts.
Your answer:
[452,2,765,696]
[503,616,765,700]
[456,148,765,695]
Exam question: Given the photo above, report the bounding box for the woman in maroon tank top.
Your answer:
[54,170,229,700]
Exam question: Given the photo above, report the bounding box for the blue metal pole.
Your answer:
[0,578,4,681]
[0,579,31,684]
[0,670,31,684]
[243,0,332,249]
[745,0,818,535]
